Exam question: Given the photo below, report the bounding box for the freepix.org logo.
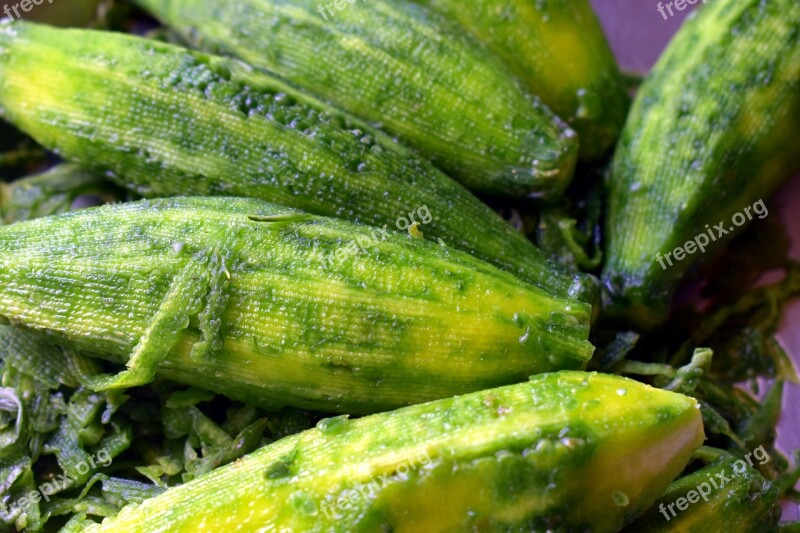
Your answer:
[0,447,113,516]
[658,446,771,522]
[656,0,707,21]
[2,0,56,21]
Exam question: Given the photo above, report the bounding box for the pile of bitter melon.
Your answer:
[0,0,798,531]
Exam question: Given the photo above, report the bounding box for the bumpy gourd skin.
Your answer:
[85,372,704,532]
[0,20,595,303]
[413,0,629,160]
[0,197,594,413]
[603,0,800,329]
[132,0,579,198]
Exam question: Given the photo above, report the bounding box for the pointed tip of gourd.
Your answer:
[600,272,671,332]
[525,128,579,201]
[547,371,705,531]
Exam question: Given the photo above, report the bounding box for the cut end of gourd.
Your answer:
[568,379,705,532]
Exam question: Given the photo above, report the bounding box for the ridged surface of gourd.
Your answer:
[628,456,780,532]
[603,0,800,328]
[413,0,629,160]
[0,197,594,414]
[85,371,704,532]
[0,21,593,302]
[132,0,579,197]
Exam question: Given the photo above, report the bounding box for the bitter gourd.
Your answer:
[412,0,629,159]
[0,20,594,302]
[83,371,704,532]
[0,197,594,414]
[603,0,800,328]
[629,455,780,532]
[132,0,579,197]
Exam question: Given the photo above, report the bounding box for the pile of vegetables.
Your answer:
[0,0,798,530]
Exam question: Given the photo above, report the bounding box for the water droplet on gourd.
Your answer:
[576,89,602,120]
[316,415,350,435]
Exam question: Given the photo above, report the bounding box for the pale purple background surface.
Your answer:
[591,0,800,518]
